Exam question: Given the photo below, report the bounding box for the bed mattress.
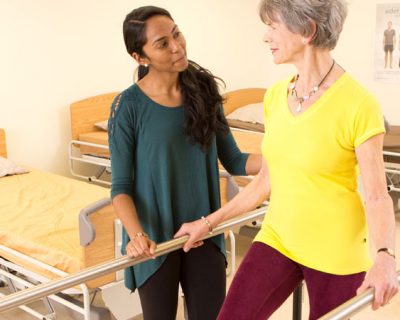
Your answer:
[0,169,116,287]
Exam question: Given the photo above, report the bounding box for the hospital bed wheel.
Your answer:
[42,313,57,320]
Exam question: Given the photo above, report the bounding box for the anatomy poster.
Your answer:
[375,3,400,82]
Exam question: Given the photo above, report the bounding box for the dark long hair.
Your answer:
[123,6,229,150]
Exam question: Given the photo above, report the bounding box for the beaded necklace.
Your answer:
[289,60,335,113]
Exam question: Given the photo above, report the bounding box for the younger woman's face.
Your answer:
[139,15,188,73]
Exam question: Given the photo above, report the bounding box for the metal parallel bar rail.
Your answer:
[383,151,400,157]
[0,207,266,313]
[320,271,400,320]
[293,283,303,320]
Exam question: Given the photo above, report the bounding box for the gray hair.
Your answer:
[259,0,348,49]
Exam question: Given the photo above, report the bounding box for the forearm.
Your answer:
[365,194,396,253]
[356,134,396,256]
[112,194,145,239]
[208,171,269,228]
[245,153,263,175]
[359,194,398,309]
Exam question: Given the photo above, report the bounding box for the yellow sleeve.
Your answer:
[353,94,386,147]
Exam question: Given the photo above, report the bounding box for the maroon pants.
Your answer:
[218,242,365,320]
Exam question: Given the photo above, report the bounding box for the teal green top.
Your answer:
[108,84,249,291]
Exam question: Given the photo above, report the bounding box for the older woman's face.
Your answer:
[263,15,305,65]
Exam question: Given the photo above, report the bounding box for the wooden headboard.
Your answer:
[70,92,119,140]
[223,88,266,115]
[0,128,6,158]
[69,88,266,140]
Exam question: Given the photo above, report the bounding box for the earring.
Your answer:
[143,63,149,68]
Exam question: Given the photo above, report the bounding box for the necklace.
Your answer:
[289,59,336,113]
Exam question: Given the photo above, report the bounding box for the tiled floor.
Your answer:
[1,215,400,320]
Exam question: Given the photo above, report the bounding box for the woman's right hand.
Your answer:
[174,219,210,252]
[126,233,157,259]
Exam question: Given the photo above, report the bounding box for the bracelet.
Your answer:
[132,232,148,241]
[201,216,213,235]
[377,247,396,259]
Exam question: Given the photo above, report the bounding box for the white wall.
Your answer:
[1,0,399,175]
[338,0,400,122]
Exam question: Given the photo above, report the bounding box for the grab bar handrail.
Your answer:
[0,207,266,313]
[319,271,400,319]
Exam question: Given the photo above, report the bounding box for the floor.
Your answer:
[1,215,400,320]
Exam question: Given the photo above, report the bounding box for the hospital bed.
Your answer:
[69,88,266,193]
[0,128,139,320]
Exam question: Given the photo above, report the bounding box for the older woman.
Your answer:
[175,0,398,319]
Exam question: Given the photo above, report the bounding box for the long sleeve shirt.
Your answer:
[108,84,249,291]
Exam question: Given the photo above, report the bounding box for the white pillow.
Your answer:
[226,102,264,124]
[94,120,108,131]
[0,157,29,178]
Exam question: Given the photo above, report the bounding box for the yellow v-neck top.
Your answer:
[254,73,385,275]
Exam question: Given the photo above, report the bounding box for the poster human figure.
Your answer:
[375,3,400,82]
[383,21,396,68]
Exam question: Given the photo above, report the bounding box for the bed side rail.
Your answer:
[79,198,112,246]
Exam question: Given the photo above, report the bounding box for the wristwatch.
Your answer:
[377,247,396,259]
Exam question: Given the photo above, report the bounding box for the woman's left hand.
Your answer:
[357,254,398,310]
[174,219,209,252]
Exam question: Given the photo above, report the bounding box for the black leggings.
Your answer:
[138,239,226,320]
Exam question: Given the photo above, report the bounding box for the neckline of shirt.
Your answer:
[133,83,183,110]
[284,72,349,123]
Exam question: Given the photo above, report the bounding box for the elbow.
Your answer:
[224,164,246,176]
[245,154,262,175]
[222,154,250,176]
[111,183,134,200]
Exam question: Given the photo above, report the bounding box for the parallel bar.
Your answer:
[383,151,400,157]
[292,283,303,320]
[0,207,266,313]
[320,271,400,320]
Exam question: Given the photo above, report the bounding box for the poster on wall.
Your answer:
[375,3,400,83]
